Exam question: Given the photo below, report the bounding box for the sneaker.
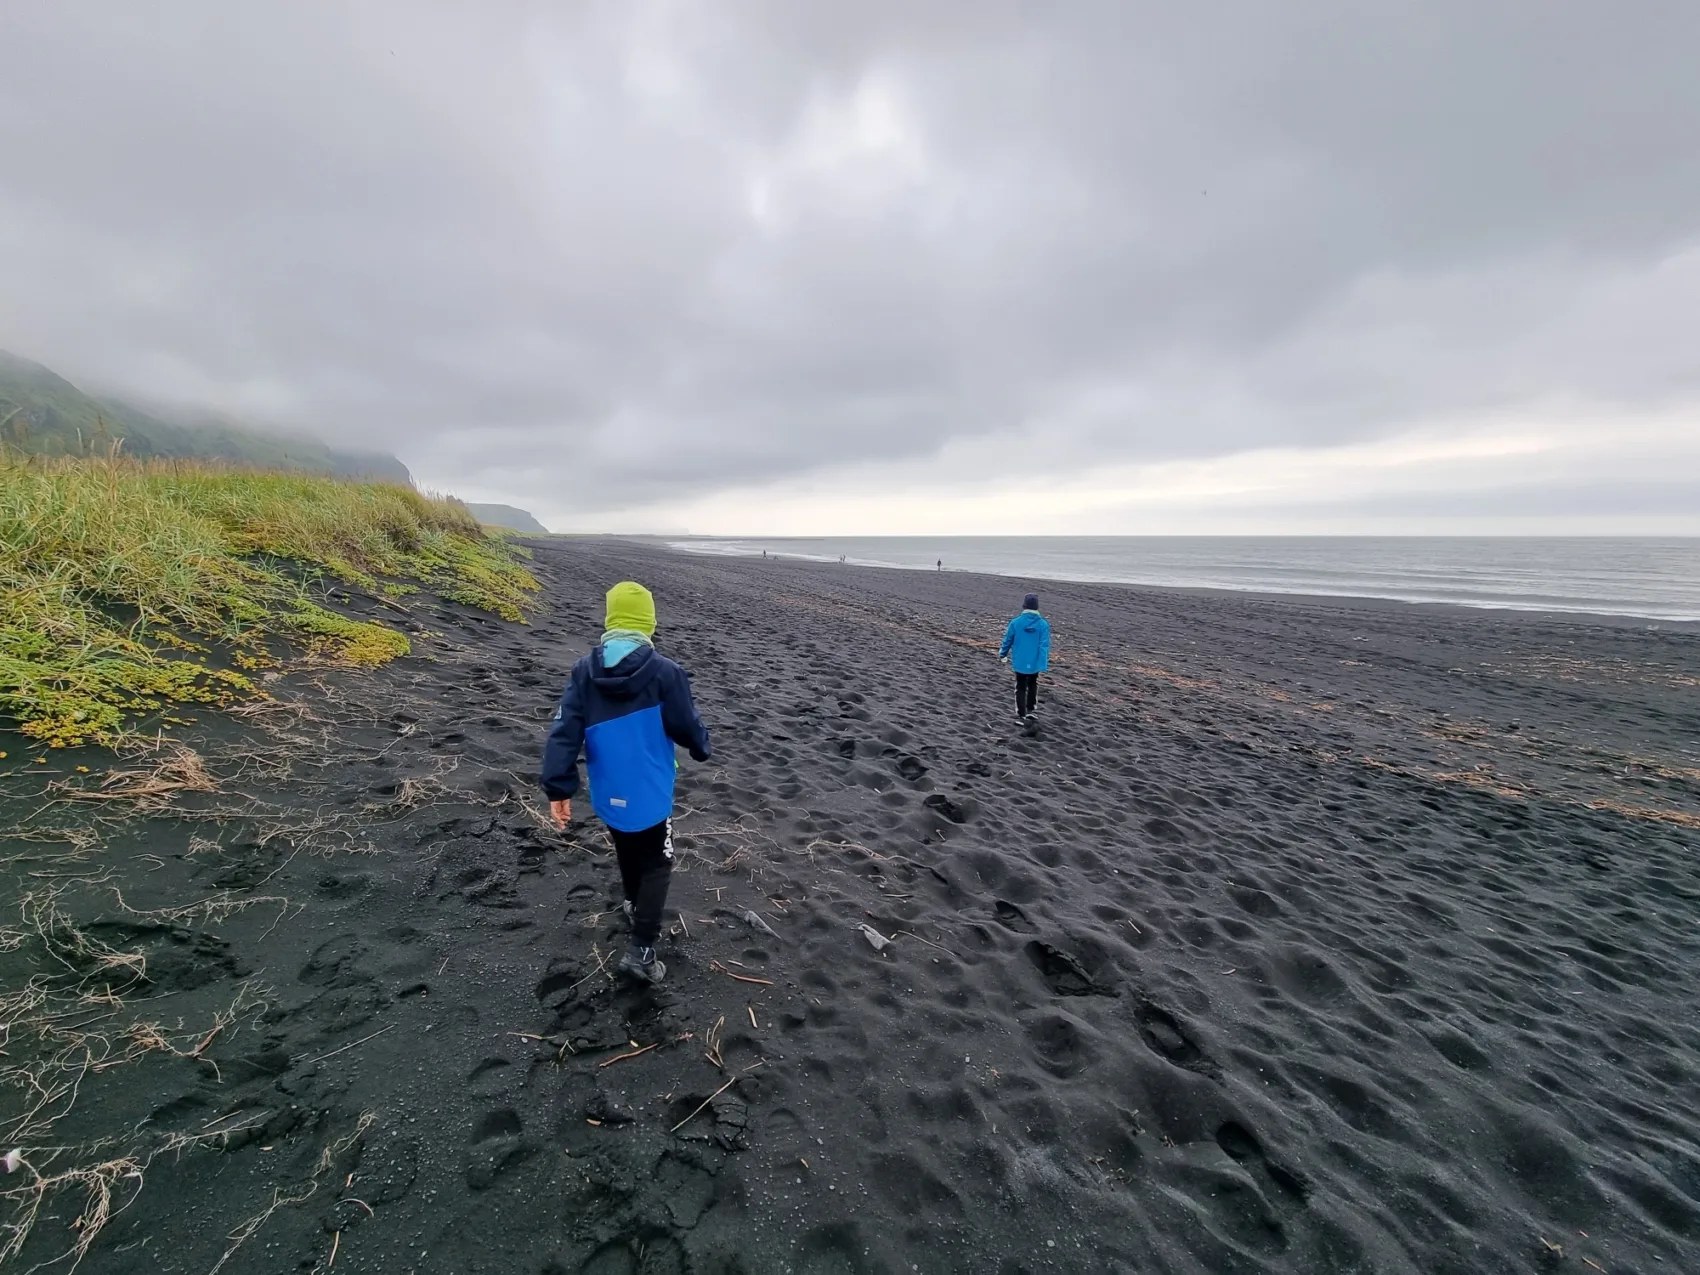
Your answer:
[617,944,665,984]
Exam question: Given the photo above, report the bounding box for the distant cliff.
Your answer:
[465,503,548,533]
[0,349,412,483]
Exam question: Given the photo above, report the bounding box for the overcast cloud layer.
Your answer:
[2,2,1697,532]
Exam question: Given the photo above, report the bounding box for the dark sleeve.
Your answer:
[660,663,711,762]
[539,669,586,800]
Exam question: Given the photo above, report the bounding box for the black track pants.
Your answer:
[610,817,673,948]
[1015,672,1039,716]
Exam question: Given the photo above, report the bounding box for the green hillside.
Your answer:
[0,349,411,482]
[1,452,538,747]
[466,502,548,533]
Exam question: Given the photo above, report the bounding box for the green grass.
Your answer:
[0,451,539,747]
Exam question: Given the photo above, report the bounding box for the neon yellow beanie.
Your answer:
[604,581,656,636]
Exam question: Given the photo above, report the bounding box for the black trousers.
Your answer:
[610,817,673,948]
[1015,672,1039,716]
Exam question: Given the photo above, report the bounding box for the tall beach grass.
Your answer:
[0,451,538,746]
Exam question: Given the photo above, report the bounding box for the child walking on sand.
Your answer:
[998,593,1051,723]
[540,581,711,984]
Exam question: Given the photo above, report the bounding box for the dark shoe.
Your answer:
[617,944,665,984]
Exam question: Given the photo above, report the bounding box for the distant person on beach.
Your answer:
[998,593,1051,722]
[540,581,711,984]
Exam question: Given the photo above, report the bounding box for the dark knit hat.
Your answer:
[1023,593,1039,610]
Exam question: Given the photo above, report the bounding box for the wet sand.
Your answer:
[4,537,1699,1273]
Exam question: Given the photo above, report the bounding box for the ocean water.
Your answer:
[665,537,1700,623]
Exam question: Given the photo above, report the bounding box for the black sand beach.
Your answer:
[5,538,1699,1274]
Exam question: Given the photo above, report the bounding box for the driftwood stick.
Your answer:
[598,1042,657,1068]
[309,1024,394,1065]
[669,1061,765,1133]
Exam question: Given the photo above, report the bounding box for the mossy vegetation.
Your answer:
[0,451,539,746]
[287,602,414,666]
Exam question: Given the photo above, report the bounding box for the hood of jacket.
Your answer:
[589,643,662,699]
[1014,611,1044,632]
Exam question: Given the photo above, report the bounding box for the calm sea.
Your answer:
[665,537,1700,623]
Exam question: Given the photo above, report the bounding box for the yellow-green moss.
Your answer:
[288,604,412,667]
[1,452,537,745]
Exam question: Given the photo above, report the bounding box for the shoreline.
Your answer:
[5,536,1698,1272]
[636,534,1700,631]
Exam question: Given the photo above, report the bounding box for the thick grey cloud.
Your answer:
[1,2,1696,522]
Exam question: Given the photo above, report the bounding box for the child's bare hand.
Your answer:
[550,799,571,829]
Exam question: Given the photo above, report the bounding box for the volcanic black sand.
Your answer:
[4,539,1700,1274]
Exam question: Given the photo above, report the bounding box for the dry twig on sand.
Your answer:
[51,742,218,811]
[122,981,270,1078]
[0,1003,277,1266]
[14,886,146,989]
[562,943,615,994]
[307,1024,394,1066]
[669,1060,765,1134]
[711,846,752,875]
[108,885,295,930]
[0,822,105,866]
[0,1155,145,1271]
[208,1112,376,1274]
[598,1042,657,1068]
[709,960,773,986]
[894,930,956,959]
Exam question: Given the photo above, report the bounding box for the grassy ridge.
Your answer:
[0,452,538,747]
[0,347,412,481]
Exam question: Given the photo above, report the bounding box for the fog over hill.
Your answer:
[0,349,410,482]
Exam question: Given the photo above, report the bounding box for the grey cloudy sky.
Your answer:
[2,2,1697,532]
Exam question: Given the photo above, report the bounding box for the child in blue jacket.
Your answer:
[998,593,1052,722]
[541,581,710,984]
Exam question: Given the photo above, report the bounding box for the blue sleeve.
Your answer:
[1040,618,1052,667]
[661,663,711,762]
[539,670,586,800]
[998,617,1016,658]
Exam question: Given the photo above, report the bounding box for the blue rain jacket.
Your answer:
[999,610,1052,674]
[540,644,710,832]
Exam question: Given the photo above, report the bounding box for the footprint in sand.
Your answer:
[1135,1002,1218,1077]
[1025,939,1114,996]
[465,1107,534,1190]
[993,899,1037,932]
[467,1056,513,1097]
[1216,1120,1310,1205]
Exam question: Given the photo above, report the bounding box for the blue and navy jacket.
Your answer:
[540,644,711,832]
[999,610,1052,674]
